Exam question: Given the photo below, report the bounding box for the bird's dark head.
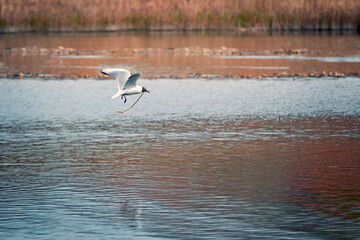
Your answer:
[142,87,150,93]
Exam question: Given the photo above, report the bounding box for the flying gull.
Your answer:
[100,68,149,103]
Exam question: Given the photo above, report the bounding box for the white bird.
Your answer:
[100,68,149,103]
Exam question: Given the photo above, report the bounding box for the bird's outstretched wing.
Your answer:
[100,68,131,91]
[123,73,140,90]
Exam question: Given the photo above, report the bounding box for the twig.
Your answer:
[117,92,145,113]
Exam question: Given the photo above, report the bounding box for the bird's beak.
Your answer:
[146,89,150,93]
[100,70,109,76]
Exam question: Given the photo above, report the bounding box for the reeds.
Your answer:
[0,0,359,31]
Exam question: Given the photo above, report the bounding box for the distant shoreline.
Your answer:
[2,72,359,80]
[1,44,359,79]
[1,27,359,34]
[1,23,359,34]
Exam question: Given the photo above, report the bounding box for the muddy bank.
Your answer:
[131,47,317,55]
[1,70,357,80]
[1,46,310,56]
[1,34,359,81]
[1,46,359,80]
[1,46,358,79]
[1,46,356,56]
[0,46,114,56]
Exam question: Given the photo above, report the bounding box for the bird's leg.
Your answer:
[120,94,127,103]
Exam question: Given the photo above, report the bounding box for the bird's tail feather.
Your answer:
[111,91,122,99]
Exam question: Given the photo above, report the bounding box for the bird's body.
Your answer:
[100,68,149,103]
[122,86,143,96]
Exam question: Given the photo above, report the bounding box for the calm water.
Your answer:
[1,77,360,239]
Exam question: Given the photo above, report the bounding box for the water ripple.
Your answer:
[1,78,359,239]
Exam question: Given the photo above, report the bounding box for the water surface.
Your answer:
[1,77,360,239]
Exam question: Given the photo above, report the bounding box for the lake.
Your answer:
[1,76,360,239]
[0,32,360,239]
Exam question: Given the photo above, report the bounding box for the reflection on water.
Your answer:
[1,78,360,239]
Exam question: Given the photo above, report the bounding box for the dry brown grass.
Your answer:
[0,0,359,31]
